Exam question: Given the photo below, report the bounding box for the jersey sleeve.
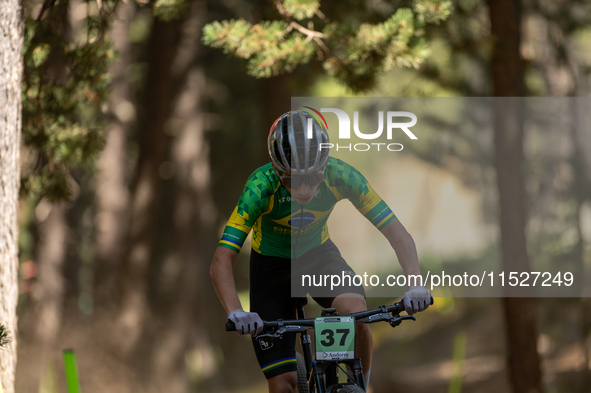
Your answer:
[328,158,396,230]
[218,168,274,253]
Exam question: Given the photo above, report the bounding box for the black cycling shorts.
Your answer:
[249,239,365,379]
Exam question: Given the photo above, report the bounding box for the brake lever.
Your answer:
[361,312,416,327]
[361,313,392,324]
[255,326,307,342]
[256,331,284,341]
[389,314,416,327]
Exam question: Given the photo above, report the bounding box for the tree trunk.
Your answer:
[0,1,23,392]
[146,27,208,393]
[94,0,135,312]
[128,2,229,390]
[16,204,68,393]
[488,1,544,392]
[114,9,182,365]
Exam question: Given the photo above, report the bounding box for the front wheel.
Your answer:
[296,352,309,393]
[337,385,365,393]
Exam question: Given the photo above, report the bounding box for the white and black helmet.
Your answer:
[268,111,330,175]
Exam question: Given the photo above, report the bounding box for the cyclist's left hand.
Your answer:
[402,286,431,315]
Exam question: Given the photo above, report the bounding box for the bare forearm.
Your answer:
[210,248,243,314]
[390,231,420,277]
[381,219,421,279]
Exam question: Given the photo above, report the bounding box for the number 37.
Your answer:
[320,329,350,346]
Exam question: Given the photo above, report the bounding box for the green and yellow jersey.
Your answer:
[218,157,395,258]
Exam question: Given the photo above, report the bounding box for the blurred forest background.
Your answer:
[1,0,591,392]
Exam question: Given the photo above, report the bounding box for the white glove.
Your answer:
[402,286,431,315]
[228,309,264,336]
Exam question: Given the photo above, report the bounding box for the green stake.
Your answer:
[63,349,81,393]
[448,332,467,393]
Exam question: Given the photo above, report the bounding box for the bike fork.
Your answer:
[350,358,365,389]
[297,304,314,379]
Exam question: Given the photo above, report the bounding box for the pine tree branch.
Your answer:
[315,9,328,23]
[313,36,329,53]
[203,0,453,91]
[283,20,329,53]
[288,21,328,39]
[275,0,289,17]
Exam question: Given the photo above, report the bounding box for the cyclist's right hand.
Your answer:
[228,309,264,336]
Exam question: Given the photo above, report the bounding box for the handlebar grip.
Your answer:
[395,296,434,313]
[225,320,236,332]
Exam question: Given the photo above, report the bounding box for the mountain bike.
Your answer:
[226,297,433,393]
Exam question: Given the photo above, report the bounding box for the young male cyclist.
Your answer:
[210,110,431,393]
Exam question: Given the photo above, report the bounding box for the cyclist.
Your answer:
[210,110,431,393]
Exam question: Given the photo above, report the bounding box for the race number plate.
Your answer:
[314,317,356,360]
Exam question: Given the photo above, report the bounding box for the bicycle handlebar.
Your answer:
[225,296,434,332]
